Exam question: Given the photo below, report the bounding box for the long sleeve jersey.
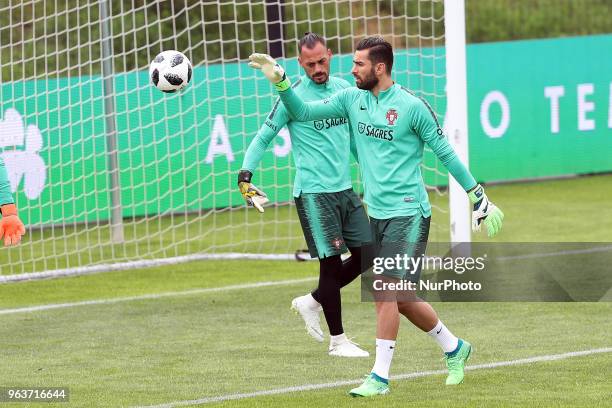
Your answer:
[242,75,356,197]
[0,157,13,206]
[278,83,477,219]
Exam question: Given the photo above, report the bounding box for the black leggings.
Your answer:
[311,246,364,336]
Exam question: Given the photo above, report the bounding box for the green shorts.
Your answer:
[295,189,371,259]
[370,215,431,280]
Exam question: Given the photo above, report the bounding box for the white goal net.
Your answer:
[0,0,452,278]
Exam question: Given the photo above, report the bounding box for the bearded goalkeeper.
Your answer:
[249,36,504,396]
[238,33,371,358]
[0,157,26,246]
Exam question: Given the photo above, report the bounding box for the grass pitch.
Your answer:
[0,175,611,407]
[0,267,610,407]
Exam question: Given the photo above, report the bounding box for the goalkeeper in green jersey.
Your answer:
[0,157,26,246]
[249,36,504,396]
[238,33,371,357]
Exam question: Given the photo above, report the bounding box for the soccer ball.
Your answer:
[149,50,192,93]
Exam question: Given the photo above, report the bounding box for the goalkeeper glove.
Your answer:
[248,53,291,92]
[238,170,269,213]
[0,203,26,246]
[468,184,504,238]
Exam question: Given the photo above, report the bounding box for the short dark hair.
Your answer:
[298,32,326,53]
[355,36,393,74]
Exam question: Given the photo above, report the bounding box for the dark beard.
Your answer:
[356,69,378,90]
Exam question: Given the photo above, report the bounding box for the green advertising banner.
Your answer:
[0,49,443,225]
[1,35,610,226]
[467,34,612,181]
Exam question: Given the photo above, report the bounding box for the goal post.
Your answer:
[444,0,471,245]
[0,0,468,277]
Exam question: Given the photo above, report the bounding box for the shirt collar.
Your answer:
[376,82,397,100]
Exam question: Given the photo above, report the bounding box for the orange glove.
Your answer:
[0,204,26,246]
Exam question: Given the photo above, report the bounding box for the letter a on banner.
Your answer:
[206,114,235,164]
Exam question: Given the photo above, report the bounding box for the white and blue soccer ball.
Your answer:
[149,50,192,93]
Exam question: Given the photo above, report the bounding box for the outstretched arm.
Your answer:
[248,53,348,122]
[278,85,347,122]
[0,157,26,246]
[237,100,290,213]
[412,99,504,237]
[242,99,289,172]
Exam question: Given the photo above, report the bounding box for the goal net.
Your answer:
[0,0,451,277]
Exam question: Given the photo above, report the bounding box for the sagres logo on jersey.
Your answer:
[386,108,398,125]
[314,118,348,131]
[357,122,394,141]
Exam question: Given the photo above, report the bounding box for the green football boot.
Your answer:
[348,373,390,397]
[445,339,472,385]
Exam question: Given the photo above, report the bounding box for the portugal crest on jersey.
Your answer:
[386,108,398,125]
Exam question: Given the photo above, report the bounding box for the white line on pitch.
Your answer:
[496,245,612,261]
[135,347,612,408]
[0,277,318,316]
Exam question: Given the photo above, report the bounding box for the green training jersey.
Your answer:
[278,83,477,219]
[242,75,355,197]
[0,157,13,206]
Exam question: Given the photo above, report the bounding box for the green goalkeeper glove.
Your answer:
[238,170,269,213]
[248,53,291,92]
[468,184,504,238]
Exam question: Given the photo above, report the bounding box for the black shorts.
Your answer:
[295,189,372,259]
[370,215,431,281]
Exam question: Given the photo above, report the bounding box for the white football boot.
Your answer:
[290,295,324,342]
[328,334,370,357]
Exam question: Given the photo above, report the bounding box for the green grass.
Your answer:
[438,173,612,242]
[0,260,317,308]
[0,270,610,407]
[211,353,612,407]
[0,175,611,407]
[3,174,612,275]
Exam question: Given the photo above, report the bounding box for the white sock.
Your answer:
[303,293,321,310]
[330,333,347,346]
[427,320,459,353]
[372,338,396,380]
